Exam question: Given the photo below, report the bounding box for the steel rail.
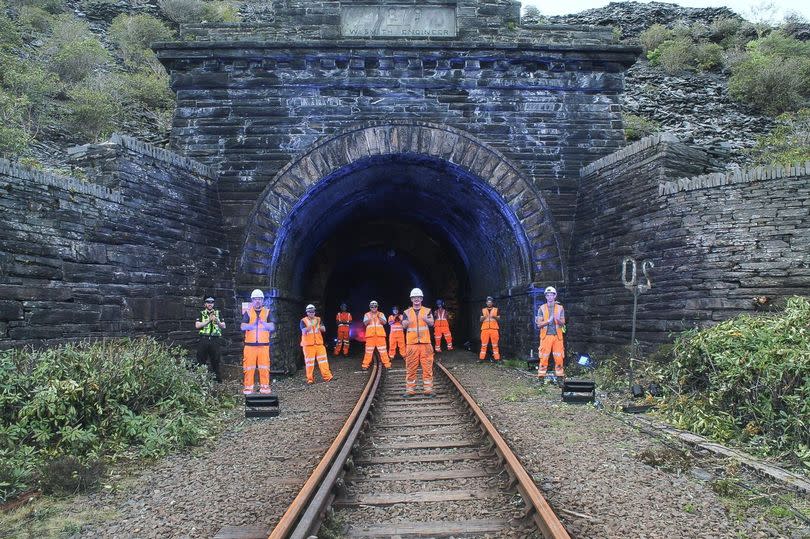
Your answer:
[267,360,381,539]
[437,362,572,539]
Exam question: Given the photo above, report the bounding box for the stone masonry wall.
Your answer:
[157,40,638,278]
[568,133,810,357]
[0,135,232,352]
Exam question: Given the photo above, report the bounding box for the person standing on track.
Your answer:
[401,288,435,398]
[479,296,501,362]
[334,303,352,356]
[536,286,566,383]
[362,300,391,370]
[300,304,334,384]
[433,299,454,353]
[240,289,274,395]
[388,305,406,360]
[195,296,225,382]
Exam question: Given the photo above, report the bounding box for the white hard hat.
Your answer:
[410,288,423,298]
[369,300,378,307]
[251,289,265,299]
[305,304,315,311]
[544,286,557,294]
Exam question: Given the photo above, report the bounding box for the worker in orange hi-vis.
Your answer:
[334,303,352,356]
[240,289,275,395]
[536,286,566,382]
[362,300,392,370]
[401,288,435,398]
[479,296,501,362]
[433,299,453,353]
[387,305,406,359]
[300,304,333,384]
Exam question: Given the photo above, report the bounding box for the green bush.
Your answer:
[9,0,65,15]
[709,16,743,46]
[203,1,239,23]
[158,0,206,24]
[623,113,659,141]
[1,60,61,106]
[749,108,810,165]
[0,337,234,502]
[117,64,174,110]
[648,38,698,74]
[729,54,809,115]
[661,296,810,469]
[0,89,32,156]
[65,83,119,140]
[695,41,725,71]
[49,37,112,82]
[109,14,174,64]
[16,5,55,34]
[0,11,23,52]
[640,23,672,53]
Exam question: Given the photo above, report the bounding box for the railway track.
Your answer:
[269,359,571,539]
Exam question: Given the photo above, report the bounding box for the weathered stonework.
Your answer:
[568,134,810,356]
[0,137,230,350]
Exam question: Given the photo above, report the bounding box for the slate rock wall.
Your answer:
[568,133,810,357]
[0,135,232,351]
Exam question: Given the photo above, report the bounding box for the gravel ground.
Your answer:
[49,351,808,538]
[440,352,809,539]
[65,357,368,539]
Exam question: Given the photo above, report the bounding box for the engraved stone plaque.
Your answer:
[341,6,457,38]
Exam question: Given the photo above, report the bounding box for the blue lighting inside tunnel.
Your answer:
[257,152,542,353]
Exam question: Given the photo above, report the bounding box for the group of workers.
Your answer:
[196,286,566,397]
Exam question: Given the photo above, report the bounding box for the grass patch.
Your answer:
[502,385,546,403]
[0,496,118,538]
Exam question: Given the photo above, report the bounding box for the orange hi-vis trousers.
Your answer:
[243,345,270,391]
[405,343,434,395]
[334,325,350,355]
[388,330,406,358]
[303,344,333,383]
[362,336,391,369]
[539,334,565,377]
[434,320,453,351]
[480,329,500,360]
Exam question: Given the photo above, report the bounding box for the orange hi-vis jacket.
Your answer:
[336,312,352,326]
[539,303,564,339]
[245,307,271,345]
[405,307,431,345]
[388,314,404,332]
[300,316,324,346]
[364,311,386,337]
[481,307,499,330]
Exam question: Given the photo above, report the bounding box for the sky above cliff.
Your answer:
[522,0,810,20]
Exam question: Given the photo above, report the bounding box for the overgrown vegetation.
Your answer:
[660,296,810,469]
[639,15,810,116]
[0,337,235,503]
[749,108,810,165]
[624,113,660,141]
[0,0,219,159]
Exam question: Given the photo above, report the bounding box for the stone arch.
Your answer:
[240,121,563,288]
[237,121,565,372]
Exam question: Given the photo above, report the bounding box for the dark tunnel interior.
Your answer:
[267,154,534,359]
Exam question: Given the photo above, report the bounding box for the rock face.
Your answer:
[550,1,777,168]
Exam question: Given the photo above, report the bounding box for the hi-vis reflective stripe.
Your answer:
[243,366,256,371]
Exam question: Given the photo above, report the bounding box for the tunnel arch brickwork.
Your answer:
[240,121,563,290]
